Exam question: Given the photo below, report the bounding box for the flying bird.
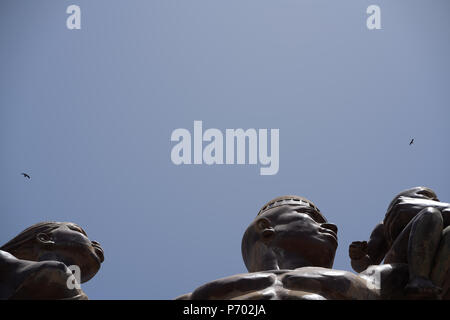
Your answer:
[21,173,31,179]
[409,138,414,145]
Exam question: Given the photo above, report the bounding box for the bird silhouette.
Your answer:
[21,173,31,179]
[409,138,414,145]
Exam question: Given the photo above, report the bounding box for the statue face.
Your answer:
[256,204,337,268]
[37,223,104,282]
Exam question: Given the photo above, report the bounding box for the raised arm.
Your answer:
[349,223,388,273]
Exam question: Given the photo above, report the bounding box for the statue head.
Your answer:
[241,196,338,272]
[383,187,441,245]
[386,186,438,213]
[0,222,104,282]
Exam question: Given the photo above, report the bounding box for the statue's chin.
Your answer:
[55,243,102,283]
[78,248,102,283]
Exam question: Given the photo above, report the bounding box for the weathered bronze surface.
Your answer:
[0,222,104,299]
[349,186,450,299]
[179,190,450,300]
[3,187,447,299]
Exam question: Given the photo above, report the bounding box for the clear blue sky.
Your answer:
[1,0,449,299]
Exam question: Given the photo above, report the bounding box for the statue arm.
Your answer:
[349,223,388,272]
[367,222,389,264]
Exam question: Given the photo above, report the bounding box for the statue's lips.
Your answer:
[92,243,104,263]
[321,229,338,245]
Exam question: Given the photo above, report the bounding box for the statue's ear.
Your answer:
[255,217,275,241]
[36,233,55,245]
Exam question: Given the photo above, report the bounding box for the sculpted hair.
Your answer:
[0,222,62,255]
[257,195,326,223]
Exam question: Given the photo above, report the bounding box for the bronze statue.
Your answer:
[0,222,104,299]
[349,187,450,298]
[178,193,449,300]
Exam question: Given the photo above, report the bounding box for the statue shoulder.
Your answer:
[0,250,19,269]
[0,250,21,299]
[8,260,87,300]
[190,272,278,300]
[281,267,380,299]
